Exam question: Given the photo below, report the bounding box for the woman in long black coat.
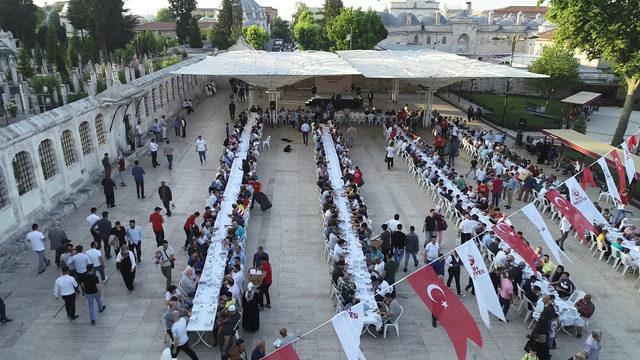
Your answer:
[242,282,260,332]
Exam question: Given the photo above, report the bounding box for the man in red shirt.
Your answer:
[491,175,504,207]
[353,166,364,187]
[149,207,165,247]
[477,181,490,200]
[183,212,200,248]
[259,255,272,309]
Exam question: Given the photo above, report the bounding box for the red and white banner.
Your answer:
[492,222,540,273]
[581,166,597,190]
[331,303,366,360]
[597,157,621,203]
[456,241,505,328]
[610,151,627,196]
[565,177,609,226]
[521,203,567,265]
[408,265,482,360]
[622,135,637,184]
[262,344,300,360]
[545,188,595,243]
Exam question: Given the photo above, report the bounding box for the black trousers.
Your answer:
[121,269,135,290]
[97,237,112,259]
[461,232,472,244]
[184,228,192,248]
[162,200,172,216]
[259,283,271,306]
[302,131,309,145]
[154,230,165,247]
[230,110,235,120]
[151,151,159,167]
[447,268,461,294]
[166,155,173,170]
[62,293,76,318]
[181,126,186,138]
[172,343,199,360]
[500,296,511,316]
[174,128,180,136]
[0,296,6,320]
[135,180,145,198]
[105,191,115,207]
[128,242,141,262]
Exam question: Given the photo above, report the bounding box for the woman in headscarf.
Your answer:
[434,206,446,246]
[242,282,260,332]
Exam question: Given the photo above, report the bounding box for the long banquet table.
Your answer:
[320,126,382,330]
[186,115,260,342]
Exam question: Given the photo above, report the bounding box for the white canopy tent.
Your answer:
[173,49,547,124]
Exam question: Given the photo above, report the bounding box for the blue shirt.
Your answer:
[125,226,144,244]
[131,166,145,181]
[235,226,246,239]
[253,251,269,268]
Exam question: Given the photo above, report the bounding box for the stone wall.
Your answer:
[0,56,211,256]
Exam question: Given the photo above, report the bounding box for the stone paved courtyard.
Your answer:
[0,90,639,360]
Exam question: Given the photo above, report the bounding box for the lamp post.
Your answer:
[491,35,538,67]
[501,77,511,126]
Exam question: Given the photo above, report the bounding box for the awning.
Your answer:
[171,50,361,90]
[561,91,601,105]
[542,129,640,175]
[173,49,548,90]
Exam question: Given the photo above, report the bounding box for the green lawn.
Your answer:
[466,93,566,131]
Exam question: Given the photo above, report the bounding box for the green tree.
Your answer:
[168,0,197,44]
[67,0,89,39]
[0,0,38,48]
[543,0,640,146]
[242,25,269,50]
[529,45,580,104]
[323,0,343,20]
[270,17,291,43]
[571,113,588,134]
[292,2,310,27]
[67,35,82,67]
[326,8,387,51]
[210,0,234,49]
[293,10,321,50]
[155,8,176,22]
[17,47,35,79]
[188,16,203,48]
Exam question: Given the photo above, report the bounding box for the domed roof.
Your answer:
[497,17,515,26]
[419,14,447,25]
[240,0,262,13]
[526,19,541,29]
[473,15,489,24]
[198,16,215,23]
[378,12,397,27]
[396,12,420,26]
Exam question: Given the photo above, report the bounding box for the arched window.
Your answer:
[176,76,182,96]
[171,78,176,100]
[95,115,107,145]
[442,36,447,44]
[79,121,93,156]
[61,130,78,167]
[152,88,157,111]
[426,36,431,44]
[12,151,36,195]
[456,34,470,53]
[159,85,165,108]
[413,35,419,44]
[0,167,10,208]
[143,94,150,117]
[166,81,171,103]
[38,139,58,180]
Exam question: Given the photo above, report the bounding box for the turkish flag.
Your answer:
[628,134,638,151]
[544,189,595,243]
[262,344,300,360]
[610,151,627,198]
[407,265,482,360]
[580,167,597,190]
[492,222,540,272]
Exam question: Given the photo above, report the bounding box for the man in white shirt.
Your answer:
[195,136,207,165]
[228,277,242,305]
[558,215,571,251]
[27,223,49,273]
[67,245,92,279]
[158,240,175,288]
[301,121,311,146]
[493,248,511,269]
[385,214,401,232]
[86,241,107,282]
[170,310,199,359]
[424,237,440,263]
[385,144,395,170]
[458,214,477,244]
[149,138,160,167]
[86,207,101,242]
[54,267,79,320]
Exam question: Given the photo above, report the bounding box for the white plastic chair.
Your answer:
[383,305,404,338]
[262,135,271,149]
[568,289,586,303]
[162,313,170,344]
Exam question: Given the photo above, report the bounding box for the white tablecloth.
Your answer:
[321,126,382,329]
[187,115,259,332]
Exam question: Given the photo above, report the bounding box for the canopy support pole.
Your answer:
[266,90,277,125]
[392,79,399,104]
[423,91,434,128]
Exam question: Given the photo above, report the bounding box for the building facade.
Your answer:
[0,56,210,242]
[378,1,544,59]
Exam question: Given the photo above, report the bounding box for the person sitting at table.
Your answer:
[509,262,526,288]
[179,266,198,297]
[548,265,565,285]
[621,248,639,271]
[596,230,611,259]
[539,255,556,277]
[554,272,575,300]
[379,293,402,333]
[611,238,624,253]
[493,248,512,269]
[574,294,595,338]
[488,238,502,255]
